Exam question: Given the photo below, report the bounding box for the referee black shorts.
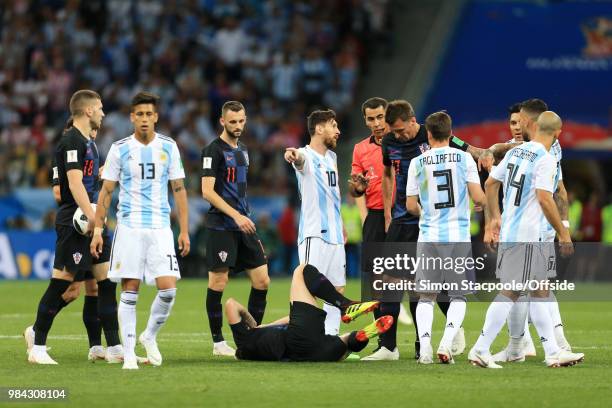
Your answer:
[362,209,386,242]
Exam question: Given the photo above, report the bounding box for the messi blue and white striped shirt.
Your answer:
[102,133,185,229]
[293,146,344,245]
[490,141,557,242]
[406,146,480,242]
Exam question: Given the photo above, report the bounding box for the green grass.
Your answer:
[1,279,611,408]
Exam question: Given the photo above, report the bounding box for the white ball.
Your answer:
[73,204,96,235]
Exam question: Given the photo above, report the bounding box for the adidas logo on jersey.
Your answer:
[218,251,228,262]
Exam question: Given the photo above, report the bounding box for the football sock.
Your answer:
[206,288,224,343]
[97,279,120,346]
[507,296,529,352]
[324,303,341,335]
[302,264,351,309]
[144,288,177,339]
[440,297,466,350]
[378,302,399,350]
[373,305,384,347]
[248,287,267,325]
[118,291,138,358]
[83,295,102,347]
[347,331,368,352]
[530,298,560,356]
[416,300,434,348]
[33,278,71,345]
[474,294,514,353]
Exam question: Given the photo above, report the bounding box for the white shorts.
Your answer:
[108,223,180,285]
[298,237,346,286]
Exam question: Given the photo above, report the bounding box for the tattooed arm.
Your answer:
[90,180,116,258]
[170,178,190,257]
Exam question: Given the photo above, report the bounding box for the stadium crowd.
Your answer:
[0,0,391,196]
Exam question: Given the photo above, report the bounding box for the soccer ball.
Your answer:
[73,204,96,235]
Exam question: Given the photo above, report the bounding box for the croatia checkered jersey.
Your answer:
[293,146,343,245]
[490,141,557,242]
[507,138,563,242]
[102,133,185,229]
[406,146,480,242]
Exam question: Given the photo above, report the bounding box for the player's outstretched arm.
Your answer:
[201,176,256,234]
[171,178,190,257]
[91,179,116,258]
[537,189,573,257]
[284,147,305,171]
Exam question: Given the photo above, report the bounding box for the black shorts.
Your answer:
[362,209,386,242]
[230,320,254,351]
[205,229,267,272]
[284,302,346,362]
[385,221,419,243]
[53,225,92,274]
[73,270,94,282]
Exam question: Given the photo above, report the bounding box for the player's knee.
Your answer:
[208,272,229,291]
[252,275,270,290]
[85,281,98,297]
[158,287,177,303]
[225,298,237,310]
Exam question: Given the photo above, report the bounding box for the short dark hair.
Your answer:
[361,97,388,116]
[508,103,522,116]
[385,100,415,125]
[307,109,336,136]
[222,100,245,116]
[131,92,160,111]
[425,111,452,141]
[69,90,101,117]
[520,98,548,120]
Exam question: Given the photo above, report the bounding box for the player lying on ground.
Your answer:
[225,264,392,362]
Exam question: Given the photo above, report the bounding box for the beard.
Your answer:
[90,117,101,131]
[324,137,337,150]
[224,125,242,139]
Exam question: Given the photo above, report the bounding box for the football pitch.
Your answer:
[1,279,611,408]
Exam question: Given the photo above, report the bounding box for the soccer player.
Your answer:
[492,99,572,362]
[201,101,270,356]
[91,92,190,369]
[225,263,392,362]
[406,111,487,364]
[27,90,122,365]
[349,97,413,326]
[284,109,345,336]
[468,111,584,368]
[25,122,114,362]
[363,100,471,361]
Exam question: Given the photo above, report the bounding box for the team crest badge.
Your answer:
[419,144,430,154]
[218,251,228,262]
[73,252,82,265]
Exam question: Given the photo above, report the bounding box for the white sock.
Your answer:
[507,296,529,352]
[32,344,46,354]
[416,300,434,348]
[323,303,340,335]
[118,291,138,358]
[144,288,176,340]
[523,313,533,344]
[474,294,514,353]
[440,298,466,349]
[529,298,560,356]
[547,291,564,328]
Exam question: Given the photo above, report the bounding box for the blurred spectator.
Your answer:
[278,203,297,274]
[601,196,612,246]
[341,194,362,278]
[580,193,602,242]
[568,190,583,241]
